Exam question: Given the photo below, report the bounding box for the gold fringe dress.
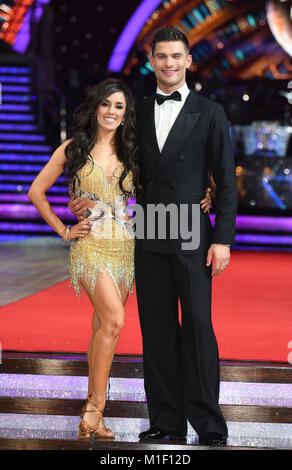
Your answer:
[69,157,135,299]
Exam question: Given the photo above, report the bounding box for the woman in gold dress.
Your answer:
[28,78,212,441]
[28,79,139,440]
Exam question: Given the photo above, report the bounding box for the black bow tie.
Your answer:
[155,90,182,105]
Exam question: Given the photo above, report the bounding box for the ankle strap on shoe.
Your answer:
[87,395,104,414]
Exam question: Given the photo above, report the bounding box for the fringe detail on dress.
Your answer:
[69,241,134,300]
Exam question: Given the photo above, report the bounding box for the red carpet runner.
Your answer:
[1,251,291,362]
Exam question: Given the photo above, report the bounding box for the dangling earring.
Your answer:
[121,121,124,126]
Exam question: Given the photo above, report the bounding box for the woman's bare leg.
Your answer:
[87,310,100,396]
[87,284,129,396]
[81,271,129,429]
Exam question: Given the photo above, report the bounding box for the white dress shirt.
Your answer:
[154,82,190,152]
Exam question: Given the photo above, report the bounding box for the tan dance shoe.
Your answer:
[78,394,114,440]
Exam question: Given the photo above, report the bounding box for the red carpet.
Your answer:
[1,251,291,362]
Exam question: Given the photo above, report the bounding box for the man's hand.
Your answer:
[206,243,230,277]
[68,190,88,221]
[200,187,212,213]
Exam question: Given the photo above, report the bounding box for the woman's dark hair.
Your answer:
[152,26,190,56]
[64,78,140,197]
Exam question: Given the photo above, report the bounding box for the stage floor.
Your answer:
[0,237,292,450]
[0,237,69,306]
[0,352,292,450]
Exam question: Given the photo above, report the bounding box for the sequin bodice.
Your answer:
[74,157,134,204]
[73,158,135,239]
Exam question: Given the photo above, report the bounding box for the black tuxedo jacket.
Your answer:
[135,89,237,255]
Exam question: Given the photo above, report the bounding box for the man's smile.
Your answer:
[162,69,178,76]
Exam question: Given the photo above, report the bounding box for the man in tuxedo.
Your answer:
[134,27,237,446]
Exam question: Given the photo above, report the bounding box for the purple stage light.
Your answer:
[0,133,45,141]
[0,184,68,194]
[0,234,40,241]
[0,204,73,221]
[0,194,69,204]
[1,94,31,102]
[0,104,32,112]
[236,233,292,245]
[0,154,50,163]
[0,222,54,232]
[235,215,292,232]
[0,163,44,172]
[0,114,34,121]
[0,143,51,152]
[1,85,30,93]
[0,76,30,83]
[0,175,65,183]
[210,214,292,232]
[0,124,38,131]
[108,0,162,72]
[0,67,30,74]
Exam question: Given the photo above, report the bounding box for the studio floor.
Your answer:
[0,237,291,450]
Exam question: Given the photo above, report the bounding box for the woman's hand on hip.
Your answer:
[69,219,92,240]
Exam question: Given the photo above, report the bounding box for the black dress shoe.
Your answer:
[199,432,227,446]
[139,427,186,441]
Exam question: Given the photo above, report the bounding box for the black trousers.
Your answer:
[135,249,228,437]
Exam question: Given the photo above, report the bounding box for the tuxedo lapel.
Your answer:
[149,90,201,182]
[139,96,160,162]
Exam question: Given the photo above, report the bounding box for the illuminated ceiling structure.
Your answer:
[0,0,49,53]
[0,0,34,49]
[108,0,292,80]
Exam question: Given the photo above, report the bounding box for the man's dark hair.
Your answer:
[151,26,190,56]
